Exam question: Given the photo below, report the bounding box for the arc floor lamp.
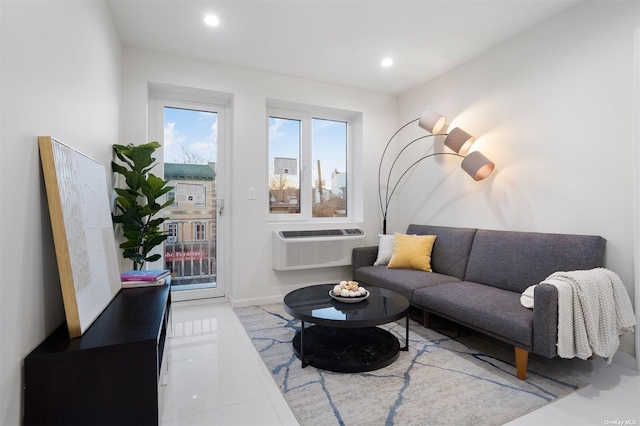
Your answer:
[378,109,495,234]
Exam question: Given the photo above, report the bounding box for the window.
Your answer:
[268,117,301,214]
[312,119,348,218]
[167,223,178,243]
[167,191,177,207]
[172,183,207,207]
[193,222,206,242]
[268,108,349,220]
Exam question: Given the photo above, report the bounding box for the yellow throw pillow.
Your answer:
[387,233,436,272]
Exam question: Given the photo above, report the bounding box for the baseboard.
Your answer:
[612,350,638,370]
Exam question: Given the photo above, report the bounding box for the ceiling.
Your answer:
[107,0,582,95]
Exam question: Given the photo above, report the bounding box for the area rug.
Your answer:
[234,303,586,426]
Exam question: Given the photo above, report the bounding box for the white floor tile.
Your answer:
[169,396,284,426]
[171,317,246,360]
[267,392,300,426]
[589,362,640,396]
[165,349,270,420]
[232,320,259,350]
[245,347,283,396]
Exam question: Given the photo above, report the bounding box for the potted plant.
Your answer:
[112,142,174,270]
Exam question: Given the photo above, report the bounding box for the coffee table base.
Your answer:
[292,326,400,373]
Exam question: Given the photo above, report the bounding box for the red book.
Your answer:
[121,269,170,282]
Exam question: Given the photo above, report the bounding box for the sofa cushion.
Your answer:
[464,229,606,293]
[406,225,477,280]
[373,234,396,265]
[388,233,436,272]
[354,265,460,302]
[414,281,534,350]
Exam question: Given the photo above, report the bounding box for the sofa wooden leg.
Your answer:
[515,347,528,380]
[423,310,430,328]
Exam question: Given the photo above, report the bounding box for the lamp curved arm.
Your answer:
[377,118,420,218]
[383,152,464,233]
[384,134,438,209]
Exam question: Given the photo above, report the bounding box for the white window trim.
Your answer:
[267,106,353,223]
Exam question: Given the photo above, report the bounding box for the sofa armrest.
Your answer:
[532,283,559,358]
[351,246,379,278]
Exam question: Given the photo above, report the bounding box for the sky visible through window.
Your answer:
[269,117,346,190]
[164,107,217,164]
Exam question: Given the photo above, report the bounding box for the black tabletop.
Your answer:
[25,284,171,360]
[283,284,410,328]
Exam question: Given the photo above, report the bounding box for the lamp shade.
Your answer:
[461,151,495,181]
[444,127,475,155]
[418,110,446,134]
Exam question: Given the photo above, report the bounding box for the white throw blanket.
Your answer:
[521,268,636,362]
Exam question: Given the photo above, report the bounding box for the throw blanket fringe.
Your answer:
[521,268,636,362]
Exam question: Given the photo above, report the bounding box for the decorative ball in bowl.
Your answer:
[329,280,369,303]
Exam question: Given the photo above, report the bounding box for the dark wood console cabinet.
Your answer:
[24,283,171,425]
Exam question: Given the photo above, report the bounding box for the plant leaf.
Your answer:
[144,254,162,263]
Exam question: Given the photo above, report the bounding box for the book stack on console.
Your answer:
[121,269,171,288]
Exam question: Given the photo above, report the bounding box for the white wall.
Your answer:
[0,1,121,424]
[120,48,397,304]
[395,1,640,358]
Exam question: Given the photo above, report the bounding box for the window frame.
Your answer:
[167,223,178,243]
[193,222,206,242]
[267,106,352,222]
[149,86,230,301]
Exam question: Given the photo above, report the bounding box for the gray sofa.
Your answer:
[352,224,606,380]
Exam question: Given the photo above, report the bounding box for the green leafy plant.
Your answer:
[112,142,174,270]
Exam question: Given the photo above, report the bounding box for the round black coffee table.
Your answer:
[283,284,410,372]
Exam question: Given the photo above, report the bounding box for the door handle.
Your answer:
[216,199,224,216]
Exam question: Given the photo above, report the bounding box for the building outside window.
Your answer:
[163,161,217,286]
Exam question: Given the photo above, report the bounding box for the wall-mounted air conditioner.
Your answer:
[272,229,365,271]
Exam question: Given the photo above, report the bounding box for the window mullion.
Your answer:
[300,115,312,220]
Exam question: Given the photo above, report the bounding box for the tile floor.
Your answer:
[161,299,640,426]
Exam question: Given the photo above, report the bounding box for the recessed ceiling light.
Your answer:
[381,57,393,67]
[204,14,220,27]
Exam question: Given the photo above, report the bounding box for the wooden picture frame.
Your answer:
[38,136,121,338]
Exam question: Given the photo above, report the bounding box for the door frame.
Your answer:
[634,26,640,371]
[148,88,231,301]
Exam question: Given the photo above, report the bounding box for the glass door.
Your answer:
[153,98,226,301]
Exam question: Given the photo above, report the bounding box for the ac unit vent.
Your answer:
[280,229,363,238]
[272,229,365,271]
